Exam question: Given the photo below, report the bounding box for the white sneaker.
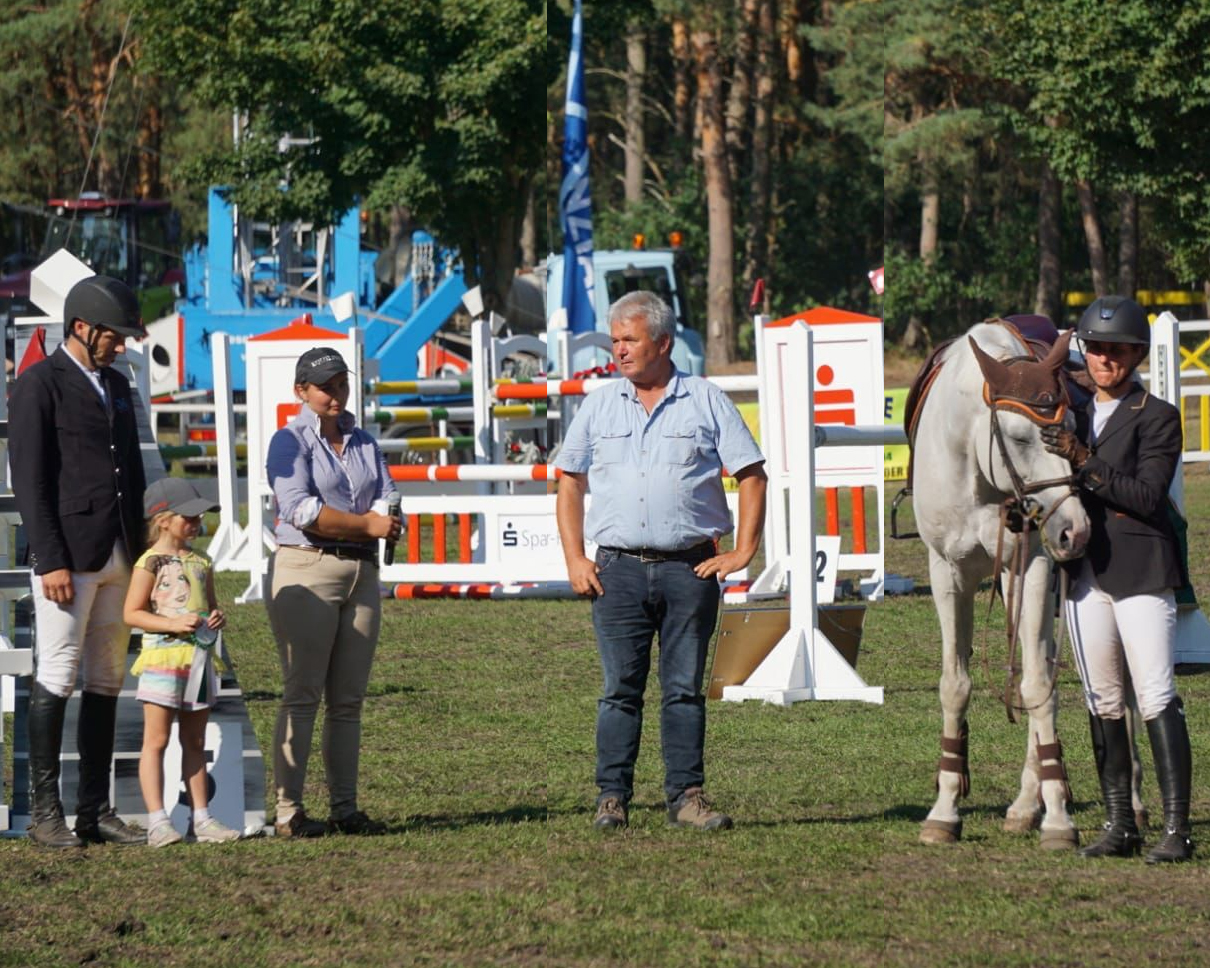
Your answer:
[193,817,242,843]
[147,822,183,848]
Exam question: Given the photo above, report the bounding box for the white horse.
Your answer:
[908,322,1091,848]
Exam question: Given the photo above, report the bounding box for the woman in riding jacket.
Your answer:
[1041,295,1194,863]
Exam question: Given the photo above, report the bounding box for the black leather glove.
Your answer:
[1039,425,1089,468]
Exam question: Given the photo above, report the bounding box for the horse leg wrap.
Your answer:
[935,724,970,799]
[1035,736,1073,810]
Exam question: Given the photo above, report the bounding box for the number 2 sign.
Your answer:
[815,535,841,605]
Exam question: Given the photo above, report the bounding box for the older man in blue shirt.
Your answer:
[556,291,767,831]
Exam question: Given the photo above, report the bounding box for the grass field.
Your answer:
[3,471,1210,967]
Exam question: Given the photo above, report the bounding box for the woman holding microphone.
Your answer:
[266,347,401,837]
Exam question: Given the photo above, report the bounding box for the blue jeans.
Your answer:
[591,547,720,804]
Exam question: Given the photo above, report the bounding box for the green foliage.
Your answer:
[0,1,193,206]
[802,1,885,169]
[132,0,545,299]
[978,0,1210,284]
[551,2,885,353]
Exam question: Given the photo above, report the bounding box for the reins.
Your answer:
[982,388,1078,723]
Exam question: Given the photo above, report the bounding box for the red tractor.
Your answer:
[0,194,184,363]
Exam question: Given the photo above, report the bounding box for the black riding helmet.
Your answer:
[1075,295,1150,346]
[63,275,146,340]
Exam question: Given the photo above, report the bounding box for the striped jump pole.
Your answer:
[367,377,475,396]
[493,379,614,400]
[367,406,475,425]
[388,582,579,601]
[388,464,561,483]
[387,578,756,602]
[491,403,547,419]
[493,375,757,401]
[160,442,248,461]
[813,425,909,557]
[376,436,475,455]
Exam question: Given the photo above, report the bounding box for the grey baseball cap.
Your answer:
[144,477,220,518]
[295,347,351,386]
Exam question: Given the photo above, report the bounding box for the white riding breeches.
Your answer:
[32,542,132,699]
[1065,563,1177,721]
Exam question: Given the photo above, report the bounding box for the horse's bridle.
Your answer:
[981,366,1079,723]
[982,373,1079,559]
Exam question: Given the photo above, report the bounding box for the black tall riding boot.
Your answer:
[74,692,144,845]
[1078,713,1142,858]
[26,682,82,848]
[1145,697,1194,864]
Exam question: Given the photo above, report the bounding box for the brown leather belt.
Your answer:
[280,544,377,564]
[600,540,714,563]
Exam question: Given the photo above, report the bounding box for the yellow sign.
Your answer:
[884,388,909,481]
[724,402,763,491]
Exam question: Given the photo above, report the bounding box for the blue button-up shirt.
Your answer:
[266,406,394,548]
[556,370,764,550]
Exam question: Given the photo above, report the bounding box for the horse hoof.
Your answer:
[1003,813,1041,834]
[919,818,962,844]
[1039,827,1079,851]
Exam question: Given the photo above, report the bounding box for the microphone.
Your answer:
[383,491,402,566]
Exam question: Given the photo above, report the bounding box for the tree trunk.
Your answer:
[59,61,95,186]
[520,177,537,268]
[904,166,938,350]
[1118,191,1138,299]
[671,19,693,150]
[1076,180,1109,297]
[782,0,803,89]
[919,182,939,265]
[624,22,646,206]
[1033,159,1062,323]
[744,0,776,304]
[136,96,163,199]
[725,0,759,185]
[693,28,736,370]
[85,16,116,193]
[468,192,520,317]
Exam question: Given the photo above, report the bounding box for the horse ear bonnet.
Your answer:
[969,331,1071,413]
[1076,296,1150,346]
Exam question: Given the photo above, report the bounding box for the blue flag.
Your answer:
[559,0,595,335]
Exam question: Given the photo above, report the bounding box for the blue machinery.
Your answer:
[176,188,468,392]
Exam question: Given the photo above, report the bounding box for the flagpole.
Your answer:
[559,0,595,336]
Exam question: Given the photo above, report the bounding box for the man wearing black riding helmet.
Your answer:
[1041,295,1194,863]
[9,274,149,848]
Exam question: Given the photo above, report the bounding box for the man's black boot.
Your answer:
[74,692,144,845]
[1078,713,1142,858]
[26,682,82,848]
[1145,697,1194,864]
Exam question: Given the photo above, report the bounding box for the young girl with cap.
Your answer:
[123,477,240,847]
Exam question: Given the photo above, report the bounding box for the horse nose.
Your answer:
[1057,519,1089,559]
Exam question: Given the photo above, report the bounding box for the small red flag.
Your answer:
[17,325,48,376]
